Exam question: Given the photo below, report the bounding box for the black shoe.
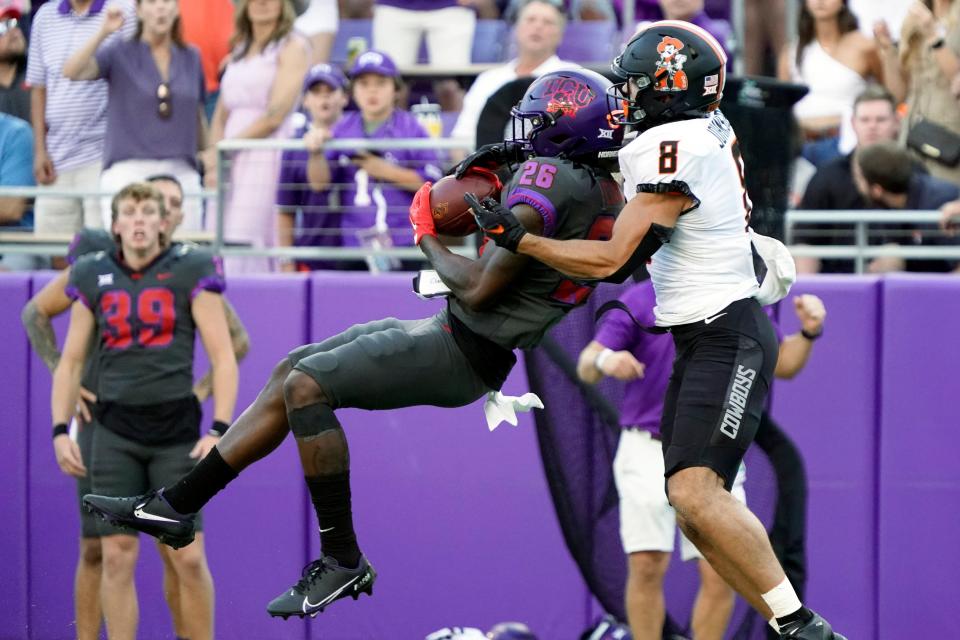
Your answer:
[780,612,847,640]
[83,489,196,549]
[266,555,376,619]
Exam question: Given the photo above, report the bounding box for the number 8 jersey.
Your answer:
[619,109,759,326]
[66,244,226,404]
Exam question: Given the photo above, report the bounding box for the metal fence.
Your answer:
[2,138,959,275]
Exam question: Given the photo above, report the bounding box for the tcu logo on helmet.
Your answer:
[541,77,596,117]
[655,36,688,92]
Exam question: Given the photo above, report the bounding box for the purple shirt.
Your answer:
[277,124,341,269]
[326,110,442,248]
[96,39,205,169]
[377,1,459,9]
[615,1,731,23]
[596,281,783,434]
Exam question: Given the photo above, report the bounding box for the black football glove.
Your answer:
[465,193,526,253]
[451,141,527,179]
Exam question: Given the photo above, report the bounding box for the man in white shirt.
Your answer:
[450,0,577,149]
[469,21,846,640]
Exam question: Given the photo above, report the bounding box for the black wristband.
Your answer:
[208,420,230,438]
[53,423,69,439]
[801,328,822,341]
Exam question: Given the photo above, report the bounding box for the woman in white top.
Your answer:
[778,0,883,168]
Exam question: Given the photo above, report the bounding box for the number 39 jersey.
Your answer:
[451,156,624,349]
[66,244,226,405]
[619,110,759,326]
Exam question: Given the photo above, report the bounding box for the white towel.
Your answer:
[483,391,544,431]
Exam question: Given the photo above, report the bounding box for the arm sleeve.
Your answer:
[94,41,117,80]
[184,249,227,299]
[65,257,97,310]
[25,14,45,87]
[619,129,706,213]
[503,158,572,238]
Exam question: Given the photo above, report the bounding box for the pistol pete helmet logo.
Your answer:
[655,35,688,92]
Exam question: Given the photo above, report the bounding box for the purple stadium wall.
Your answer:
[2,272,957,639]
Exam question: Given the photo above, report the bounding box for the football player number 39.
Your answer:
[101,288,176,349]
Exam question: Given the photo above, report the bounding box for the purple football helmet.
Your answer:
[509,68,624,160]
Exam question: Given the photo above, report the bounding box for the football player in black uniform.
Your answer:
[51,182,238,640]
[83,69,625,620]
[22,176,250,640]
[469,22,844,640]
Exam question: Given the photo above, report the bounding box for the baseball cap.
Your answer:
[349,50,399,79]
[303,63,347,92]
[0,0,24,20]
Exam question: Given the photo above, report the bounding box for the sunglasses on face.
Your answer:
[157,82,171,118]
[0,18,19,37]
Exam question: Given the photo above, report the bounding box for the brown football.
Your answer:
[429,168,503,236]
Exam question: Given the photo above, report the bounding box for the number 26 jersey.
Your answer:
[619,110,759,326]
[66,244,226,405]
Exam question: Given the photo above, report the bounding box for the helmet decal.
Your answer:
[541,77,597,118]
[654,36,688,92]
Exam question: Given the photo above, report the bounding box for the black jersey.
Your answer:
[66,229,116,391]
[451,156,624,349]
[67,243,225,405]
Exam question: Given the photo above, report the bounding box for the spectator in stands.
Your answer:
[294,0,340,64]
[27,0,135,240]
[853,140,960,273]
[504,0,616,22]
[205,0,309,273]
[450,0,574,151]
[876,0,960,185]
[305,50,442,271]
[372,1,476,69]
[778,0,882,168]
[276,62,348,271]
[0,1,29,124]
[942,198,960,233]
[797,84,900,273]
[743,0,787,76]
[181,0,235,121]
[0,111,39,269]
[631,0,732,53]
[63,0,207,233]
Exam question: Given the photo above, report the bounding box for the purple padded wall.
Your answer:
[304,272,588,638]
[771,277,880,639]
[0,274,31,640]
[877,275,960,638]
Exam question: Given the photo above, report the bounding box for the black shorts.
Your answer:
[659,297,778,491]
[288,310,492,411]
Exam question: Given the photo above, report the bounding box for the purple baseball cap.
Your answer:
[349,50,399,79]
[303,63,347,92]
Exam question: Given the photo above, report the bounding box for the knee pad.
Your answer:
[288,402,342,438]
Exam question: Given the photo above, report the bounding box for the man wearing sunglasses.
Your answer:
[0,1,28,124]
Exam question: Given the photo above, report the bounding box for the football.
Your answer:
[429,168,503,236]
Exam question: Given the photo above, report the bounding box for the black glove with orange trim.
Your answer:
[465,193,526,253]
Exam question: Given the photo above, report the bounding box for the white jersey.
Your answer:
[619,110,759,326]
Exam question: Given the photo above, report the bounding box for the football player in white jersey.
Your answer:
[470,21,845,640]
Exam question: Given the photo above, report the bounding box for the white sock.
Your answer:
[761,576,803,619]
[768,618,780,633]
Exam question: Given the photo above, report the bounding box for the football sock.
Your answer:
[306,472,361,568]
[762,576,812,627]
[164,447,238,514]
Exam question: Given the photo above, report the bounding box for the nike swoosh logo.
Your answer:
[302,573,363,612]
[134,507,179,523]
[157,272,173,280]
[703,312,727,324]
[320,526,334,533]
[488,225,504,234]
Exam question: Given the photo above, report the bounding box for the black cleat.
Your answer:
[83,489,197,549]
[780,612,847,640]
[267,555,376,619]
